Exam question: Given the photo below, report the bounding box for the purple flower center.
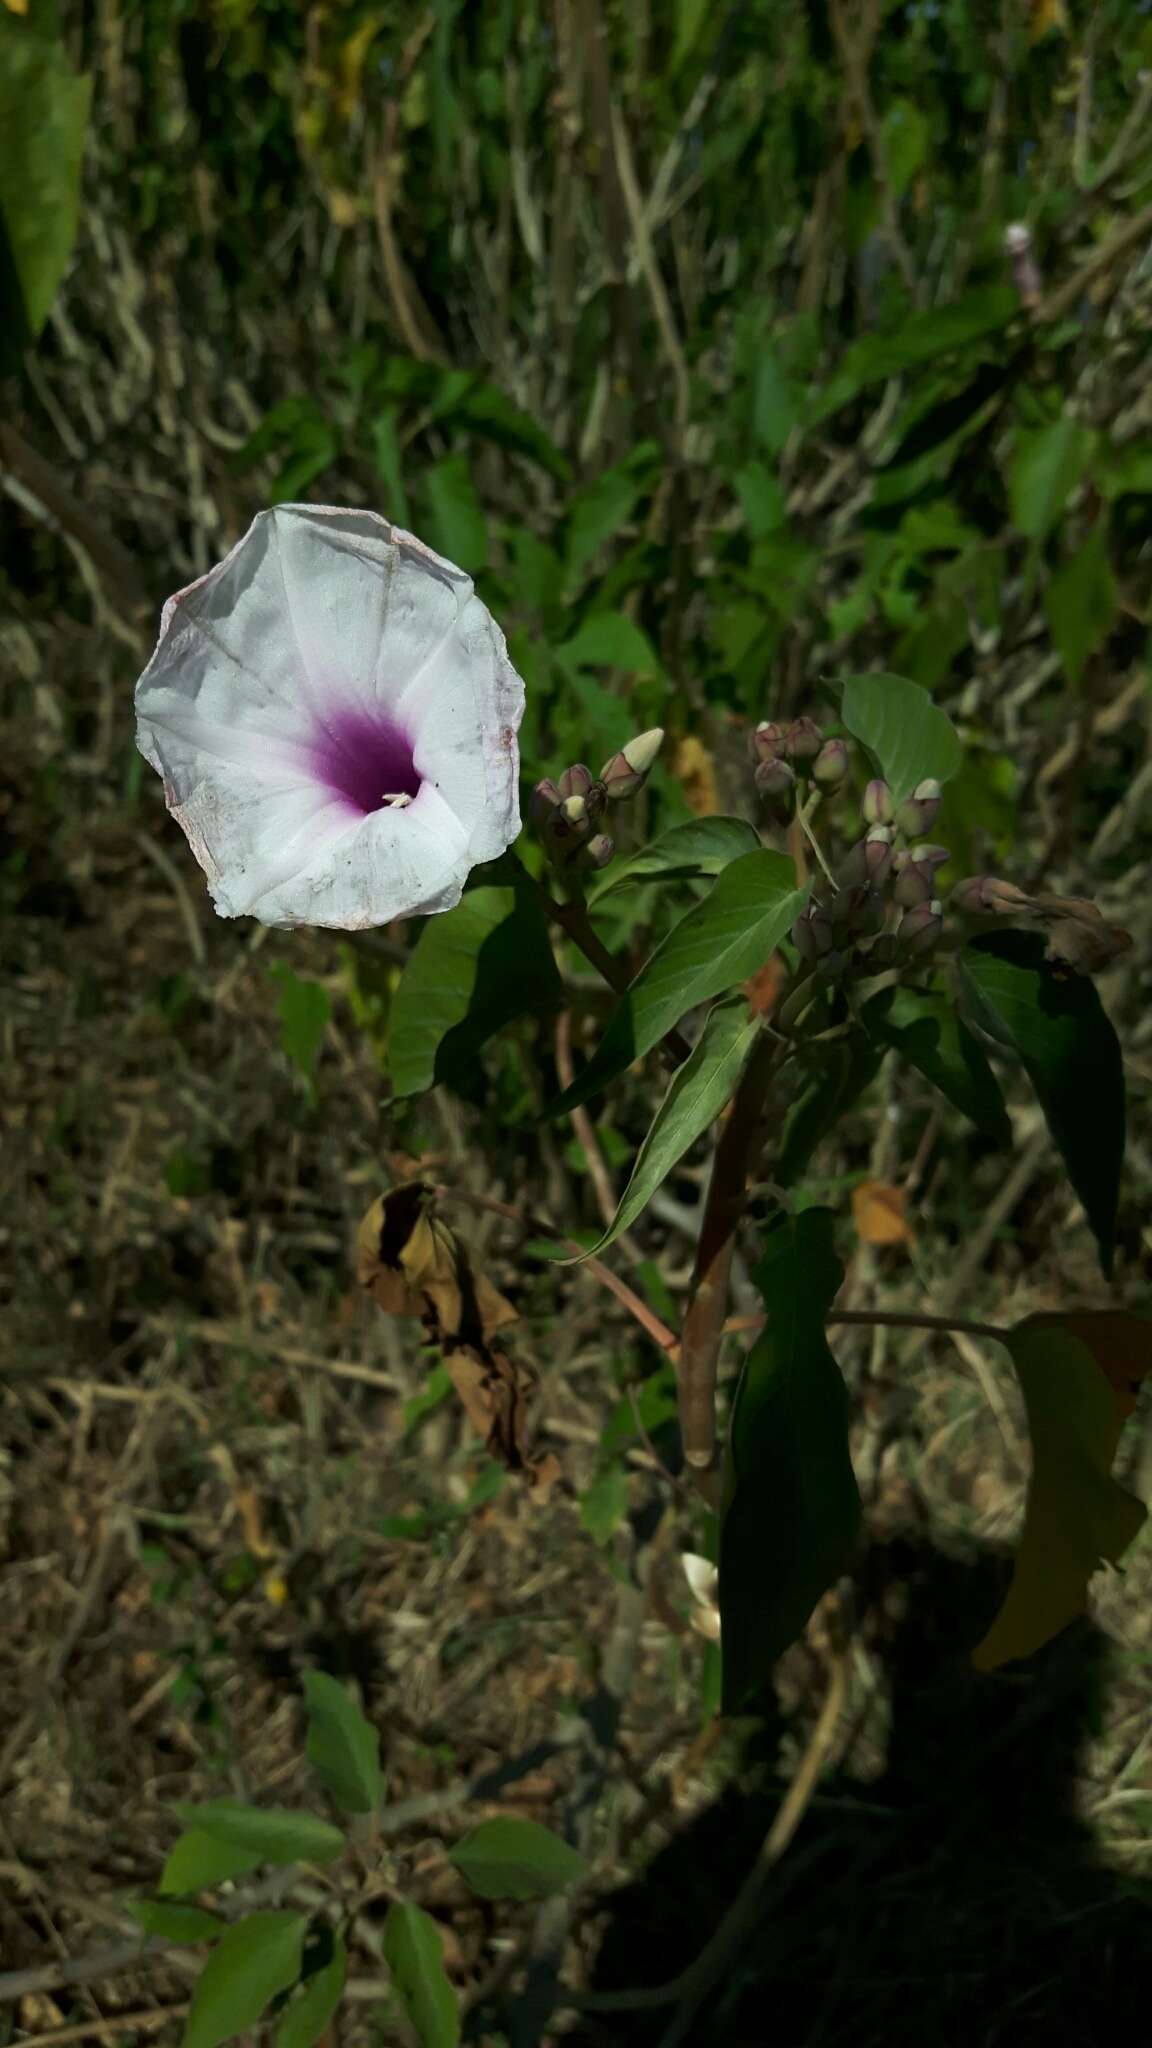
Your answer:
[310,705,421,815]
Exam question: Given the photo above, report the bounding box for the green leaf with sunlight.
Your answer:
[172,1803,344,1868]
[720,1209,860,1710]
[381,1901,459,2048]
[841,673,963,805]
[182,1912,307,2048]
[958,931,1125,1276]
[550,851,805,1114]
[1009,416,1096,540]
[0,12,90,348]
[863,987,1012,1145]
[450,1818,589,1900]
[303,1671,382,1815]
[589,816,761,901]
[973,1316,1148,1670]
[390,883,561,1099]
[574,996,761,1258]
[1045,522,1118,684]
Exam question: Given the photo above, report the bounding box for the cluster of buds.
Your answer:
[750,717,850,821]
[532,727,663,873]
[789,772,950,989]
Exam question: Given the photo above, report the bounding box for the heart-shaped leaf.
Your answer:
[841,674,963,805]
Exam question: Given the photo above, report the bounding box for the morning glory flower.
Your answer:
[134,504,525,928]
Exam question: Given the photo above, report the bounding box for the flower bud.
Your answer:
[863,778,894,826]
[951,875,1030,917]
[785,717,824,763]
[817,948,850,981]
[558,792,592,845]
[792,902,834,962]
[909,843,951,871]
[895,778,942,837]
[898,899,944,956]
[755,755,796,801]
[600,727,664,801]
[834,884,885,937]
[530,779,561,829]
[811,737,850,790]
[894,859,935,908]
[750,719,786,764]
[583,833,614,870]
[558,763,593,800]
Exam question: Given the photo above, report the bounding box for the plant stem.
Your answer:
[529,863,692,1065]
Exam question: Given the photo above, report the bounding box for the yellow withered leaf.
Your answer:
[973,1314,1150,1670]
[851,1179,912,1248]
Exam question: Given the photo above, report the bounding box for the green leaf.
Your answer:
[0,14,90,345]
[1009,416,1096,540]
[579,1464,630,1546]
[1045,522,1118,684]
[576,997,761,1257]
[556,610,660,676]
[372,409,411,526]
[381,1901,460,2048]
[276,1932,348,2048]
[159,1833,264,1898]
[880,98,928,197]
[734,461,788,537]
[862,987,1011,1144]
[424,453,487,573]
[776,1035,886,1188]
[751,348,800,455]
[550,852,804,1115]
[450,1818,589,1900]
[563,445,659,586]
[973,1317,1148,1670]
[957,931,1125,1275]
[589,816,761,901]
[182,1912,307,2048]
[173,1803,345,1869]
[272,967,330,1083]
[719,1210,860,1711]
[815,287,1018,418]
[303,1672,382,1815]
[389,883,561,1099]
[671,0,711,70]
[126,1901,224,1945]
[840,673,963,805]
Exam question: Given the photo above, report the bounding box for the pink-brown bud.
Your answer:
[531,779,561,829]
[600,727,664,800]
[811,737,850,789]
[863,778,894,826]
[751,719,786,764]
[898,900,944,956]
[792,903,834,961]
[785,717,824,763]
[583,833,615,870]
[951,875,1030,917]
[755,756,796,801]
[895,778,942,837]
[558,763,593,800]
[894,859,935,908]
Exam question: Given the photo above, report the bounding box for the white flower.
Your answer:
[134,504,525,929]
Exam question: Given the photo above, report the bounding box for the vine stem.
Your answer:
[533,875,693,1065]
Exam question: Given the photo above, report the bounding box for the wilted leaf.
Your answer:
[841,673,963,805]
[719,1210,860,1709]
[576,997,760,1258]
[182,1912,307,2048]
[450,1818,588,1900]
[851,1180,911,1246]
[973,1315,1149,1669]
[381,1902,459,2048]
[551,851,805,1114]
[958,931,1125,1274]
[673,734,720,817]
[359,1184,554,1486]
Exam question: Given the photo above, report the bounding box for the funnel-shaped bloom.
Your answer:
[134,505,525,928]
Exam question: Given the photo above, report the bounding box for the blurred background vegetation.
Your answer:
[3,0,1152,2039]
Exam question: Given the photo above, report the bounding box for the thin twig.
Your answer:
[6,2007,191,2046]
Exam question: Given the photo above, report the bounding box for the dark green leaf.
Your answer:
[389,883,561,1099]
[863,987,1011,1144]
[957,931,1125,1275]
[1009,416,1096,540]
[776,1035,886,1188]
[173,1803,345,1869]
[127,1901,224,1945]
[719,1210,860,1710]
[0,14,90,343]
[734,461,788,536]
[815,287,1018,418]
[272,968,330,1082]
[841,673,963,804]
[880,99,928,196]
[577,997,760,1256]
[550,851,805,1114]
[450,1818,589,1900]
[159,1833,264,1898]
[563,445,659,586]
[303,1672,382,1815]
[276,1933,348,2048]
[424,454,487,573]
[182,1912,307,2048]
[381,1901,460,2048]
[579,1464,630,1546]
[590,816,761,901]
[1045,523,1118,684]
[556,611,660,676]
